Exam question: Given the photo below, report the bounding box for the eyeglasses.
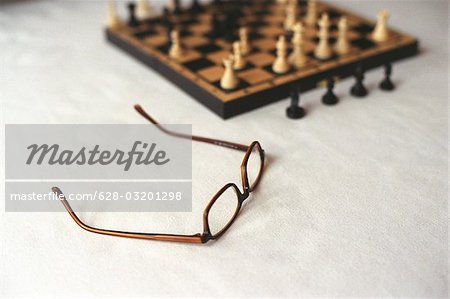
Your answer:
[52,104,265,244]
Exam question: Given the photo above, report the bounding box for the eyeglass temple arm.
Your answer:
[134,104,249,152]
[52,187,203,244]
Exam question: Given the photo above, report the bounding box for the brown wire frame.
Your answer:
[52,104,265,244]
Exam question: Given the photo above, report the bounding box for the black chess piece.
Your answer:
[210,12,221,39]
[286,85,306,119]
[322,77,339,105]
[222,14,237,42]
[190,0,202,13]
[173,0,181,15]
[127,2,139,27]
[350,63,368,97]
[379,62,395,91]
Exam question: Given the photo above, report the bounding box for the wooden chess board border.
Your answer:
[105,2,419,119]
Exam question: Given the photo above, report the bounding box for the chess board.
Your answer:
[105,0,419,119]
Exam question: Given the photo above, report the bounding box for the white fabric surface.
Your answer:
[1,0,448,297]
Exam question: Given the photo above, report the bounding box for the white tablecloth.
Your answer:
[1,0,448,297]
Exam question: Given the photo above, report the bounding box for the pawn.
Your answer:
[286,85,306,119]
[127,2,139,27]
[379,63,395,91]
[220,56,240,90]
[372,10,389,42]
[169,30,184,59]
[233,41,246,70]
[350,64,368,97]
[322,78,339,105]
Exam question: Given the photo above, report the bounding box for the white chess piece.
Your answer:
[284,2,297,31]
[314,13,332,60]
[137,0,151,20]
[289,22,307,68]
[169,30,184,59]
[272,36,290,74]
[220,56,240,90]
[239,27,250,55]
[107,0,119,29]
[305,0,317,26]
[372,10,390,42]
[335,16,350,55]
[233,42,246,70]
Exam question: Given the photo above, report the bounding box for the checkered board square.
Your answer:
[106,0,418,119]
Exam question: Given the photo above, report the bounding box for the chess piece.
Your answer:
[284,1,297,31]
[127,2,139,27]
[372,10,389,42]
[220,56,240,90]
[289,22,307,68]
[322,78,339,105]
[305,0,317,26]
[223,14,237,42]
[379,63,395,91]
[335,16,350,55]
[107,0,119,29]
[171,0,181,15]
[350,63,368,97]
[272,36,290,74]
[233,41,246,70]
[136,0,151,20]
[190,0,202,13]
[286,85,306,119]
[169,30,184,59]
[210,12,221,39]
[239,27,250,55]
[314,13,332,60]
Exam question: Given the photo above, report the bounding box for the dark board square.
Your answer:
[314,24,338,31]
[195,44,222,54]
[327,9,342,19]
[133,29,157,39]
[307,51,338,62]
[352,24,374,34]
[255,9,270,15]
[249,20,268,28]
[212,80,250,93]
[156,44,170,54]
[249,31,264,40]
[183,58,215,71]
[351,38,376,50]
[310,37,337,44]
[235,62,255,72]
[262,65,295,77]
[180,18,199,26]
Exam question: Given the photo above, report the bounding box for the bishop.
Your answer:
[272,36,290,74]
[335,16,350,55]
[314,13,332,60]
[289,22,307,68]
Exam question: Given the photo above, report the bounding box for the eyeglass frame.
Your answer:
[52,104,265,244]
